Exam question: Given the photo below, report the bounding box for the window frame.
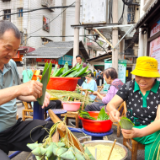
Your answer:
[3,9,11,21]
[17,8,23,17]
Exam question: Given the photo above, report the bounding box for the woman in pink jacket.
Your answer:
[85,67,123,111]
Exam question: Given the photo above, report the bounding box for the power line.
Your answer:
[21,2,75,45]
[0,5,77,17]
[30,34,98,38]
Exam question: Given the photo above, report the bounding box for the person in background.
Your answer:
[85,67,123,111]
[96,69,101,86]
[75,55,87,68]
[93,68,97,78]
[80,72,97,101]
[75,55,87,86]
[106,56,160,160]
[22,66,33,83]
[100,70,104,85]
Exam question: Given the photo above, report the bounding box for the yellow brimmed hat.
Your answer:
[131,56,160,78]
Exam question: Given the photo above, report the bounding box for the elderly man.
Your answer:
[106,56,160,160]
[0,20,53,160]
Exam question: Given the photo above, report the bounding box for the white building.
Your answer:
[0,0,85,49]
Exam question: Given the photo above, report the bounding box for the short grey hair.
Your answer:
[0,20,20,39]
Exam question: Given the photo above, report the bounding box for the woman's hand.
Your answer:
[121,128,143,139]
[109,109,120,122]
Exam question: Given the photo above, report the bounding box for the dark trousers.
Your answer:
[85,102,105,111]
[0,118,53,160]
[77,77,85,86]
[44,100,62,112]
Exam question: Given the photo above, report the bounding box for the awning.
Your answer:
[87,50,112,62]
[18,46,35,55]
[24,41,89,59]
[135,0,160,29]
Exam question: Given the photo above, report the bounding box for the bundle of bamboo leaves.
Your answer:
[47,89,93,106]
[51,62,90,77]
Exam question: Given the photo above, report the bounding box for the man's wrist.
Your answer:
[15,85,22,97]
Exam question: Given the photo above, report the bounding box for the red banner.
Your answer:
[36,58,58,64]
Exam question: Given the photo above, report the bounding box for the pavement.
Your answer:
[8,103,145,160]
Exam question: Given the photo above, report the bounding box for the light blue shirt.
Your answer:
[82,79,97,100]
[22,69,33,83]
[0,60,21,132]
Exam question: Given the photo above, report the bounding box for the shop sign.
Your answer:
[82,0,107,24]
[36,58,58,64]
[43,16,50,32]
[150,19,160,37]
[58,55,73,66]
[150,37,160,80]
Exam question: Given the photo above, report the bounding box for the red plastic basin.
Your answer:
[34,76,80,91]
[78,111,113,133]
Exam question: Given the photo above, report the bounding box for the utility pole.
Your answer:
[62,0,66,41]
[112,0,118,71]
[138,0,145,57]
[73,0,80,67]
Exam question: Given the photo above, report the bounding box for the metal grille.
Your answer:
[127,5,135,24]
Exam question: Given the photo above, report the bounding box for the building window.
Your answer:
[42,38,52,45]
[18,8,23,17]
[3,9,11,21]
[127,5,135,24]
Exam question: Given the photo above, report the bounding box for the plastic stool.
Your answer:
[82,128,113,140]
[46,109,67,119]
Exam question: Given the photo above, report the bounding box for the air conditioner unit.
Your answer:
[41,0,55,11]
[41,0,48,7]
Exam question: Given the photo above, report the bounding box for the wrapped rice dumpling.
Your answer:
[119,117,135,130]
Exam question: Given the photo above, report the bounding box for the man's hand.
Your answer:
[121,128,142,139]
[19,80,43,99]
[42,92,51,108]
[109,109,120,122]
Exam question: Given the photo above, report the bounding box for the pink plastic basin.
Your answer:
[62,102,81,111]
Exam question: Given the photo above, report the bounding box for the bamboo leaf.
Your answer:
[97,107,109,120]
[48,63,52,83]
[79,111,96,120]
[63,62,69,74]
[37,65,50,105]
[74,66,88,77]
[52,64,58,77]
[42,62,49,77]
[119,117,135,130]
